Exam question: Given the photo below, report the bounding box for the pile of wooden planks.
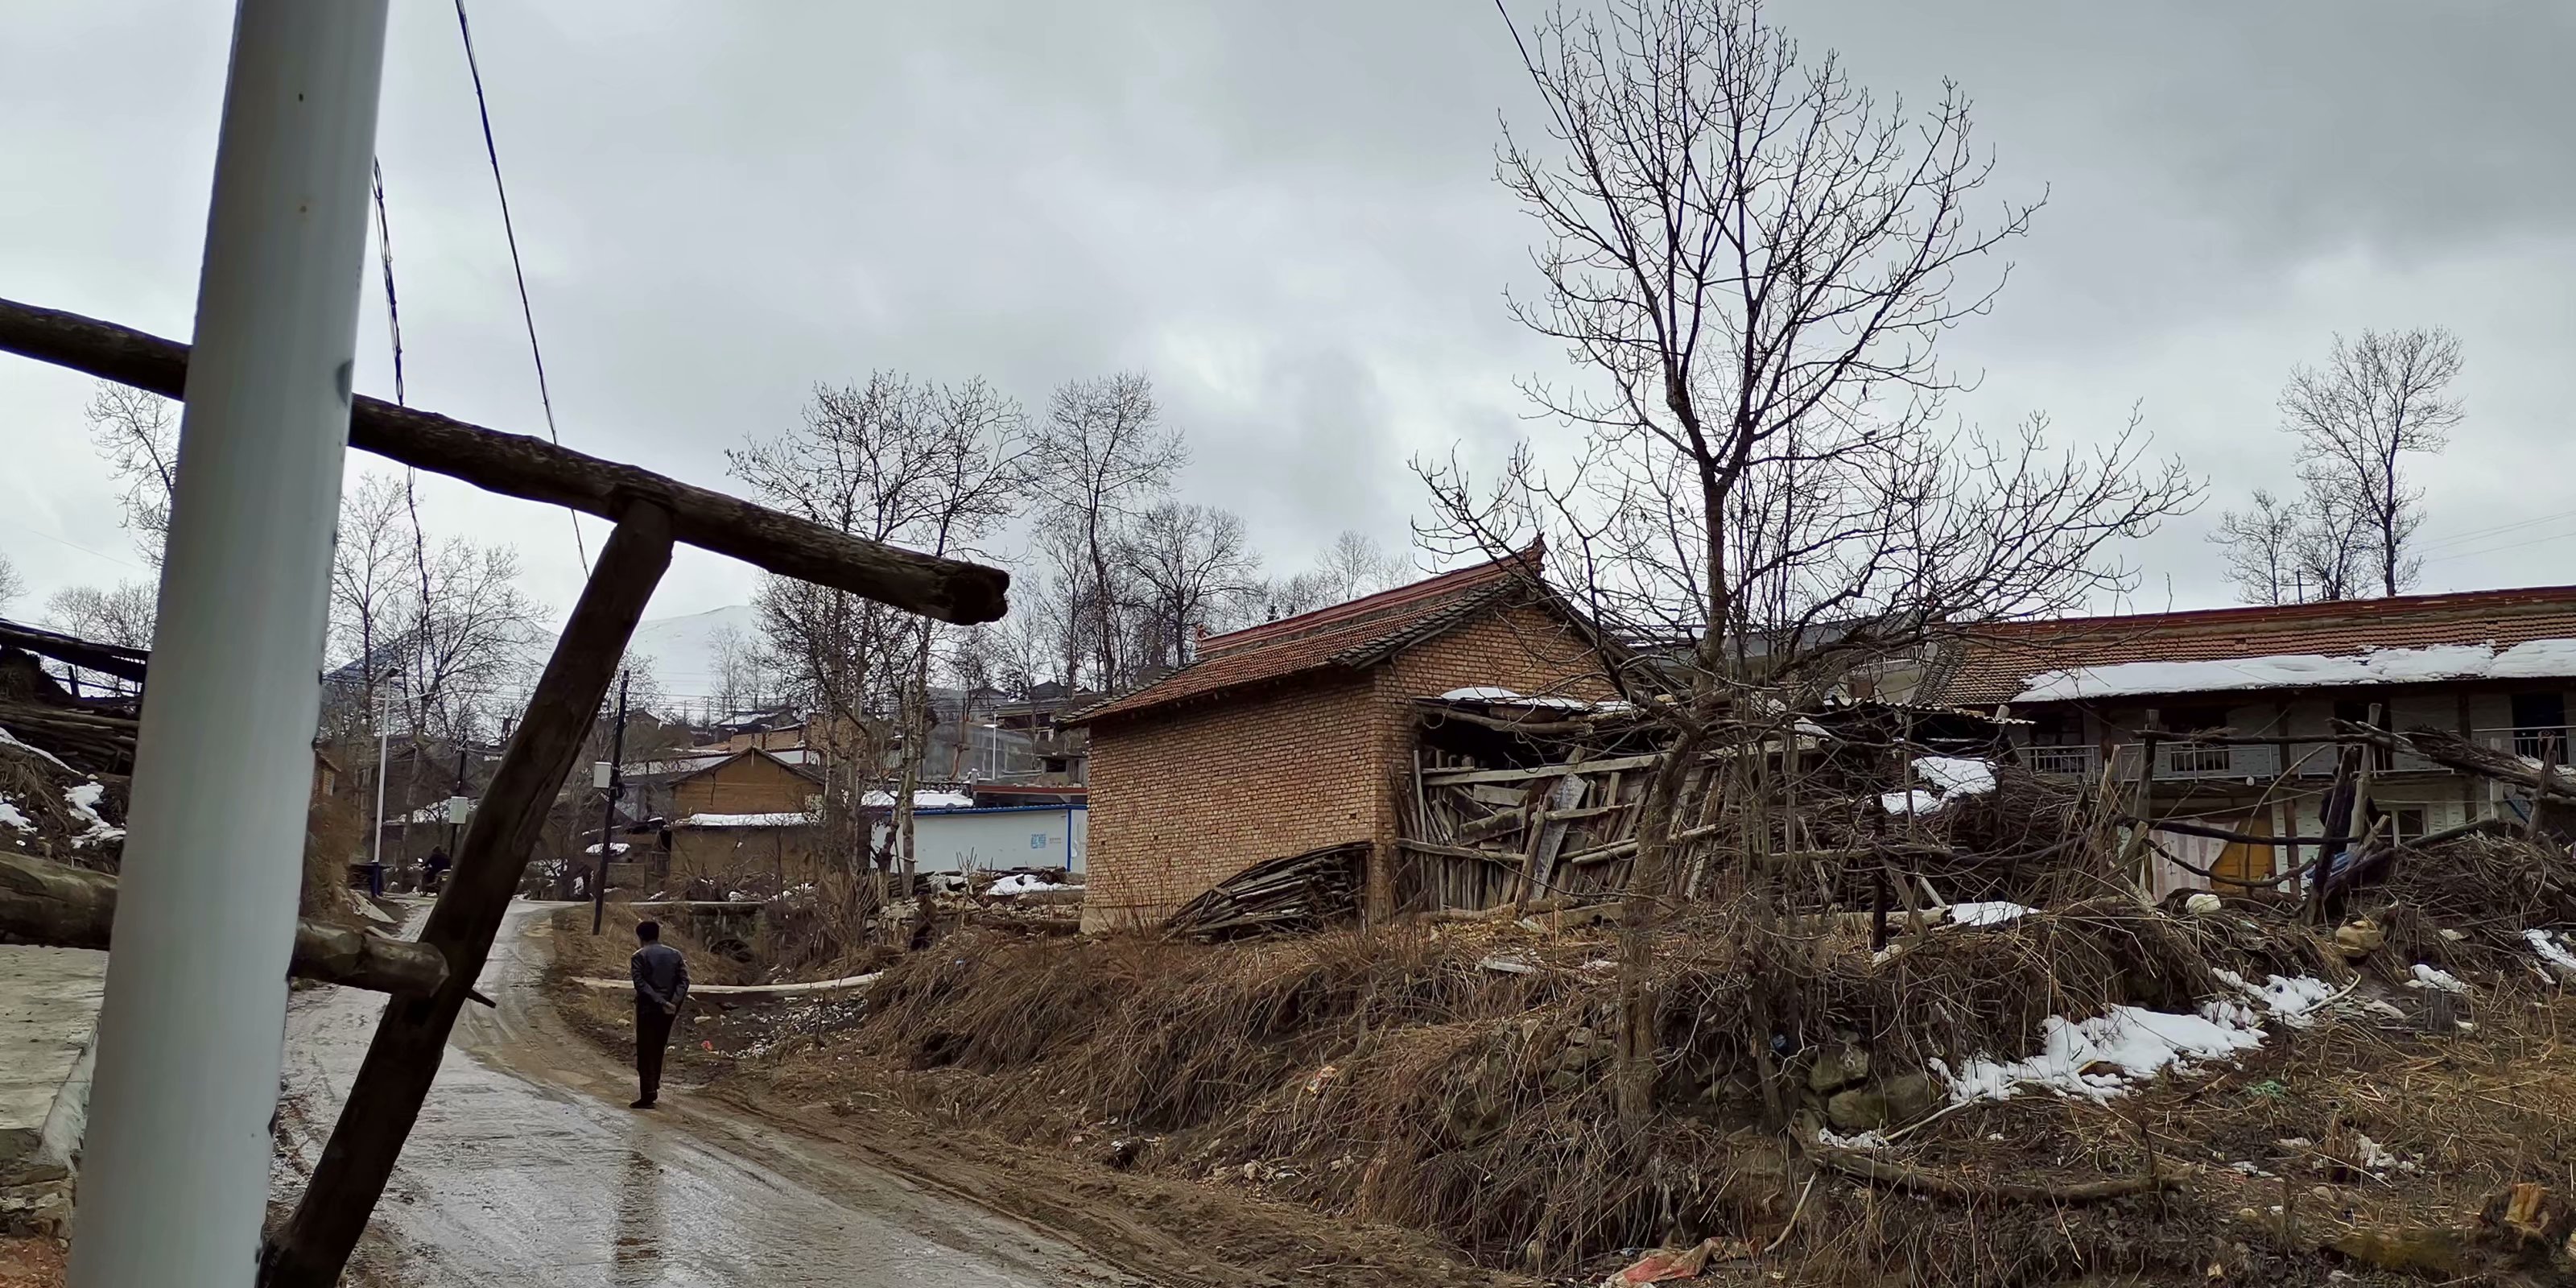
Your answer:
[1164,842,1368,939]
[1399,748,1669,912]
[0,697,138,775]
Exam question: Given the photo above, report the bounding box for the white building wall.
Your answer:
[899,807,1088,873]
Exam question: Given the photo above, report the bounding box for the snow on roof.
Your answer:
[860,789,976,810]
[622,749,736,777]
[675,811,813,828]
[1432,686,1635,713]
[2016,638,2576,703]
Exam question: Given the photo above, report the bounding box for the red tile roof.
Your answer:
[1923,584,2576,706]
[1065,545,1550,724]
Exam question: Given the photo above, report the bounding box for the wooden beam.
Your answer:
[0,850,446,996]
[262,502,675,1288]
[0,296,1007,625]
[1422,751,1665,786]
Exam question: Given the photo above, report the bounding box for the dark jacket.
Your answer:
[630,943,690,1009]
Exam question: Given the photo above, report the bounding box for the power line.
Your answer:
[2421,520,2576,567]
[452,0,590,576]
[2417,506,2576,555]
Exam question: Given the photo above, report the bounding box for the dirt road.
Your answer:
[273,902,1134,1287]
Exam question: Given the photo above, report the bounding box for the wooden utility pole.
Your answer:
[261,502,674,1287]
[592,669,630,935]
[0,295,1009,624]
[2118,710,2161,898]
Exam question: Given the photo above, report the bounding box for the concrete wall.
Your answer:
[891,806,1088,873]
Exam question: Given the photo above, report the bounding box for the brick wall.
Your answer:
[1081,601,1614,930]
[1082,674,1382,929]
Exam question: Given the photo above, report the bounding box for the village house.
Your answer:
[1914,584,2576,894]
[1065,544,1619,931]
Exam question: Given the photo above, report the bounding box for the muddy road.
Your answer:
[273,903,1134,1287]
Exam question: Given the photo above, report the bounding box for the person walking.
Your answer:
[628,920,689,1108]
[422,846,451,894]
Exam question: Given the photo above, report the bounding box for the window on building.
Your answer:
[2511,691,2567,764]
[2392,806,2427,843]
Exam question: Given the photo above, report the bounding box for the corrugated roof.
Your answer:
[1924,584,2576,706]
[1064,546,1550,724]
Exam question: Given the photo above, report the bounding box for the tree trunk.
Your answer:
[1614,726,1705,1129]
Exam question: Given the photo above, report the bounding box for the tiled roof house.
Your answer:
[1065,543,1616,930]
[1916,584,2576,893]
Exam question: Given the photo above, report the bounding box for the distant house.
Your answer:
[1916,584,2576,894]
[1065,544,1616,931]
[663,748,824,883]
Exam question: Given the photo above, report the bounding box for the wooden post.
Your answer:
[0,296,1006,624]
[2118,711,2161,898]
[260,502,675,1288]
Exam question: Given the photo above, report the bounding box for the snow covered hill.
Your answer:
[625,604,760,707]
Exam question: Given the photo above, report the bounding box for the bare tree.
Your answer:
[1429,0,2198,1127]
[400,538,546,743]
[732,373,1030,900]
[1263,569,1340,620]
[1312,530,1410,601]
[2211,489,2305,605]
[83,382,180,566]
[706,623,779,720]
[329,473,412,719]
[2278,327,2462,597]
[0,551,23,613]
[43,581,158,695]
[1121,502,1263,671]
[1031,374,1186,690]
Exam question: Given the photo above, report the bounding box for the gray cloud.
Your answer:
[5,0,2571,650]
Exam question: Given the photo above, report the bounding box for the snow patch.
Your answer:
[2017,638,2576,702]
[2406,964,2468,994]
[1879,790,1944,815]
[0,726,72,772]
[1439,686,1523,702]
[1937,1005,2268,1105]
[1948,901,2033,927]
[63,782,122,846]
[858,789,977,810]
[1916,756,1998,797]
[679,811,814,828]
[2214,970,2340,1027]
[986,873,1082,897]
[0,797,28,832]
[2526,929,2576,981]
[1815,1128,1887,1150]
[584,841,631,856]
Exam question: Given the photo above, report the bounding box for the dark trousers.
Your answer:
[635,1003,676,1102]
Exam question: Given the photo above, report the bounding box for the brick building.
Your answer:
[1915,584,2576,895]
[1067,546,1614,930]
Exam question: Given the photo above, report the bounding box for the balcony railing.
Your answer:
[2476,726,2574,767]
[2026,741,2281,781]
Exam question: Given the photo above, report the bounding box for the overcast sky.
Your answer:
[6,1,2574,700]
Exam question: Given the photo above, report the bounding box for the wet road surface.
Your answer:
[274,902,1133,1286]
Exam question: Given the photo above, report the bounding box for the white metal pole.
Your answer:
[372,692,390,868]
[68,3,390,1285]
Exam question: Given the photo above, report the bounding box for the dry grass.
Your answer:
[777,892,2576,1285]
